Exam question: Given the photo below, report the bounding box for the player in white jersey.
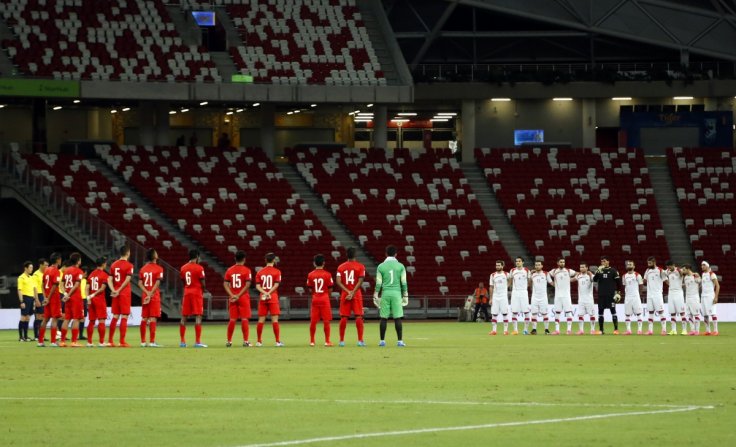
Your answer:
[575,263,596,335]
[548,258,576,335]
[665,260,688,335]
[681,264,702,335]
[488,260,510,336]
[700,261,720,335]
[622,260,644,335]
[529,260,550,335]
[509,257,531,335]
[643,256,668,335]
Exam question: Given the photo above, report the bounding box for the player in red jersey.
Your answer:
[107,245,134,347]
[38,252,62,347]
[180,249,207,348]
[60,253,85,347]
[85,257,109,347]
[138,248,164,347]
[224,250,252,347]
[336,247,366,347]
[307,254,334,346]
[255,252,283,347]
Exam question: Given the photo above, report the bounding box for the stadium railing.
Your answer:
[413,61,735,83]
[0,150,184,310]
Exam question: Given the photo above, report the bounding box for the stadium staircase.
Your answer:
[355,0,409,85]
[461,163,531,263]
[0,20,15,75]
[213,7,242,49]
[667,147,734,276]
[89,159,227,275]
[276,162,378,276]
[645,156,695,266]
[286,147,508,299]
[475,147,670,267]
[165,5,202,47]
[0,151,182,317]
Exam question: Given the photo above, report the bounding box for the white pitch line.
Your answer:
[233,406,714,447]
[0,396,710,410]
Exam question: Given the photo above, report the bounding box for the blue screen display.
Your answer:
[192,11,216,27]
[514,129,544,146]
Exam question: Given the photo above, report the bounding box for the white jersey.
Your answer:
[644,267,666,298]
[576,272,594,303]
[510,267,530,292]
[531,270,548,300]
[623,271,643,301]
[550,268,574,298]
[667,269,683,292]
[684,274,700,301]
[489,271,509,300]
[701,271,717,297]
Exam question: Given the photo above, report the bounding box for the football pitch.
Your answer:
[1,321,733,446]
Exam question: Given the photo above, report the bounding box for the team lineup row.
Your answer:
[471,256,721,336]
[15,245,410,348]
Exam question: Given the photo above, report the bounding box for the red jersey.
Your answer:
[180,262,205,295]
[336,260,365,300]
[307,269,333,303]
[110,259,134,298]
[62,266,84,300]
[139,262,164,300]
[256,266,281,299]
[224,264,252,297]
[43,265,60,300]
[87,269,109,297]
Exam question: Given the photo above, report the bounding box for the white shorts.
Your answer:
[700,295,716,316]
[667,290,685,314]
[577,302,596,317]
[685,299,701,317]
[553,295,572,313]
[625,297,643,315]
[530,297,548,316]
[490,295,509,315]
[646,294,664,313]
[510,291,530,313]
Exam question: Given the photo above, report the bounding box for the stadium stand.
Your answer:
[1,0,219,81]
[286,147,509,297]
[96,144,343,303]
[667,147,735,275]
[216,0,385,85]
[15,152,227,295]
[475,147,670,267]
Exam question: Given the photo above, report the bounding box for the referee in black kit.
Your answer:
[593,256,621,335]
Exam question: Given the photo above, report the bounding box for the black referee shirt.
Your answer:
[593,267,620,297]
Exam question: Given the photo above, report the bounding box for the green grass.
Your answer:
[1,321,734,446]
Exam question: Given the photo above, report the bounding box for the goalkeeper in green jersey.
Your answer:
[373,245,409,347]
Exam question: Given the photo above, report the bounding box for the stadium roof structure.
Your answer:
[386,0,736,66]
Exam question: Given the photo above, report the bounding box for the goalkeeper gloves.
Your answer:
[613,292,621,303]
[402,294,409,307]
[373,292,381,308]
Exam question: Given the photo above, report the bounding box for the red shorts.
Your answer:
[339,297,364,317]
[142,298,161,319]
[310,301,332,322]
[257,298,280,317]
[44,296,62,319]
[88,296,107,321]
[229,297,252,320]
[182,292,203,316]
[112,294,132,315]
[64,298,84,320]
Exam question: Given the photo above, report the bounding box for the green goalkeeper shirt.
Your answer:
[375,257,408,296]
